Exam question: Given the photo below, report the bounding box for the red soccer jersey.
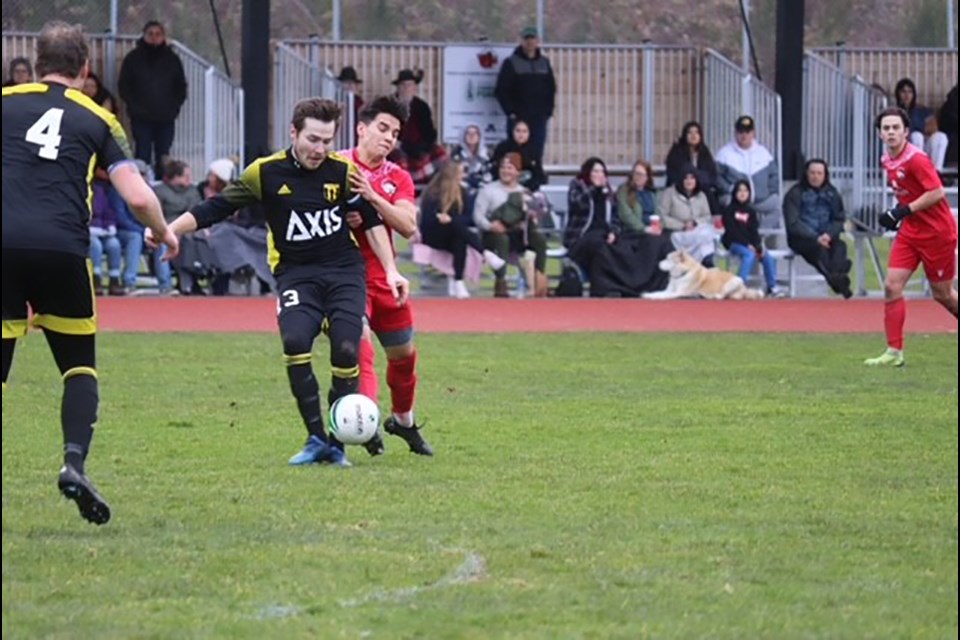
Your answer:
[342,148,416,282]
[881,142,958,242]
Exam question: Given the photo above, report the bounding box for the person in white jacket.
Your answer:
[715,115,781,229]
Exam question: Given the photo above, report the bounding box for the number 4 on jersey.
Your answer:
[26,108,65,160]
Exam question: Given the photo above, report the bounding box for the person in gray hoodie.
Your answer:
[715,115,780,228]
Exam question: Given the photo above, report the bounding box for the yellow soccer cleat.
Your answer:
[864,348,905,367]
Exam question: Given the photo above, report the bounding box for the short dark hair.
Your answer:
[358,95,409,125]
[142,20,165,34]
[35,21,88,79]
[291,97,342,133]
[874,106,910,130]
[162,159,189,181]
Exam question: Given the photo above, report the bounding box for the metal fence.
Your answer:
[2,31,243,178]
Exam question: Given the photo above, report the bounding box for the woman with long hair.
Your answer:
[616,159,660,234]
[665,121,720,213]
[420,160,505,298]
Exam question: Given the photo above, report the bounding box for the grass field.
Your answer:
[2,332,957,639]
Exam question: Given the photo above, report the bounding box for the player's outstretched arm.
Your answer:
[348,170,418,238]
[110,163,180,259]
[365,225,410,306]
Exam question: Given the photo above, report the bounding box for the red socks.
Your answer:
[358,336,379,403]
[884,297,906,350]
[386,351,417,416]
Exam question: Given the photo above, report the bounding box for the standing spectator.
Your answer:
[387,68,446,185]
[564,157,619,279]
[665,121,720,214]
[494,26,556,163]
[81,71,115,113]
[118,20,187,179]
[715,115,781,228]
[894,77,949,171]
[419,161,505,298]
[337,66,364,145]
[783,159,852,299]
[938,84,958,169]
[616,159,659,234]
[721,180,783,297]
[659,166,716,266]
[3,57,33,86]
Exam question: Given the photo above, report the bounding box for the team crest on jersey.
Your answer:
[323,183,340,201]
[382,180,397,196]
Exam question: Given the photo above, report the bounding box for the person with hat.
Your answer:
[494,26,557,164]
[337,66,364,144]
[715,115,781,229]
[388,68,445,184]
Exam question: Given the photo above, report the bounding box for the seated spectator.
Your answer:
[81,71,115,112]
[153,159,209,294]
[387,68,447,185]
[895,77,949,171]
[564,157,619,279]
[492,118,548,192]
[716,115,781,228]
[659,166,717,266]
[665,121,720,214]
[419,161,506,298]
[450,123,493,191]
[721,180,783,297]
[89,179,125,296]
[473,152,548,297]
[940,84,958,169]
[3,57,33,86]
[616,159,660,234]
[783,159,852,298]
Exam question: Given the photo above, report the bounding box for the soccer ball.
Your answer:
[328,394,380,445]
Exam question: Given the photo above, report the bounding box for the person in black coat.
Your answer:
[118,21,188,178]
[721,180,781,296]
[665,121,720,214]
[492,118,548,192]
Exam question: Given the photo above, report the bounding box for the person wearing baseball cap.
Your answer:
[715,114,781,230]
[494,25,557,165]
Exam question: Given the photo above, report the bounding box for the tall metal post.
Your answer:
[536,0,545,41]
[242,0,270,164]
[332,0,341,41]
[741,0,751,75]
[775,0,804,179]
[105,0,119,93]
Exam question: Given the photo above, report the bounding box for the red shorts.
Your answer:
[366,278,414,341]
[888,234,957,283]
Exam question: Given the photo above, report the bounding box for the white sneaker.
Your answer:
[447,276,457,297]
[453,280,471,299]
[483,249,506,271]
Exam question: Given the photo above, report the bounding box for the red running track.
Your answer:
[94,297,958,334]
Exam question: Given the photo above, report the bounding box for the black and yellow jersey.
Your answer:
[2,82,132,257]
[190,149,383,272]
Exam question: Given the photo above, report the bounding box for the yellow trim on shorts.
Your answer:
[284,352,312,366]
[2,319,29,339]
[31,259,97,335]
[63,366,98,381]
[331,364,359,379]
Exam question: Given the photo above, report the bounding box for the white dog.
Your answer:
[643,250,764,300]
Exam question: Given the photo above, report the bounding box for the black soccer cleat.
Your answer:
[384,417,434,456]
[362,432,385,457]
[58,464,111,525]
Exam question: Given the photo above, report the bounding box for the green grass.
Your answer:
[2,332,957,639]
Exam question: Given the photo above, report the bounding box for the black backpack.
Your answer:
[554,264,583,297]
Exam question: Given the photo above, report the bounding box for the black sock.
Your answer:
[62,374,98,474]
[286,363,327,441]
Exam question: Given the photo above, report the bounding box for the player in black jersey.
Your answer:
[153,97,408,467]
[2,21,179,525]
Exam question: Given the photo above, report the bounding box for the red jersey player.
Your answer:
[866,106,958,366]
[342,95,433,455]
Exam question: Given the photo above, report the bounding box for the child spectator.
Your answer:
[721,180,783,297]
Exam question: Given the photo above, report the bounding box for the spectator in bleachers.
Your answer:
[492,118,548,192]
[894,77,949,171]
[783,159,853,299]
[715,115,780,228]
[419,161,506,298]
[81,71,115,113]
[938,84,958,169]
[388,68,446,186]
[89,179,125,296]
[616,159,659,234]
[494,26,556,163]
[564,157,619,278]
[659,166,716,266]
[665,121,720,214]
[337,66,364,145]
[153,159,208,294]
[118,20,187,179]
[721,180,783,297]
[107,161,148,293]
[3,57,33,86]
[473,152,549,297]
[450,123,493,192]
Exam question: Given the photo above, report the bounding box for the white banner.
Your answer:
[442,44,516,147]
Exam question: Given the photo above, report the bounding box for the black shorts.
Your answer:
[274,263,367,329]
[2,249,96,338]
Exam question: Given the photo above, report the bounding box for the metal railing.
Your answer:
[802,52,853,167]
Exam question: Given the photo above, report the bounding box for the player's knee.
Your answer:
[281,332,313,358]
[931,285,955,305]
[883,278,904,299]
[331,338,358,368]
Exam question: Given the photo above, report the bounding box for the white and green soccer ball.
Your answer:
[328,393,380,445]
